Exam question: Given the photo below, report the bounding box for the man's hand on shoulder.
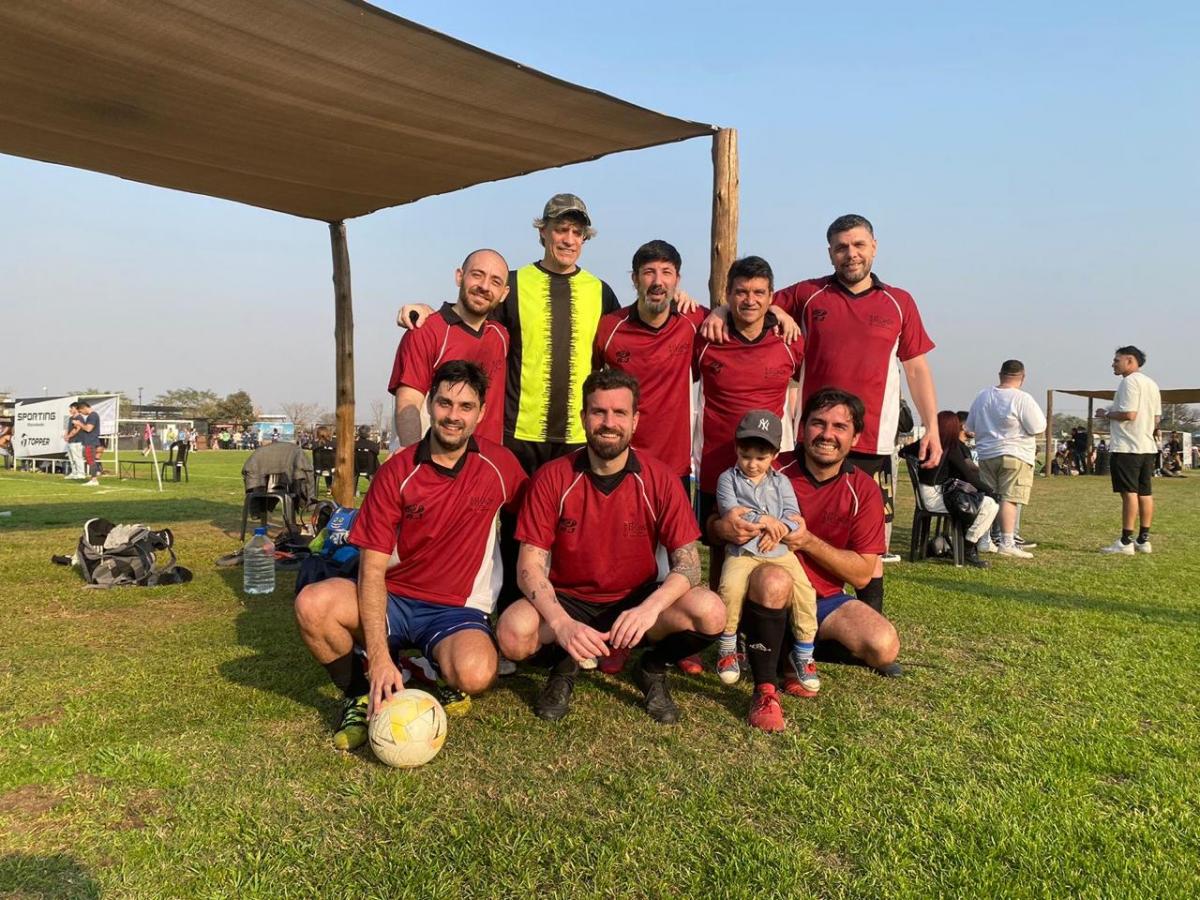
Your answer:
[770,307,801,344]
[397,304,435,330]
[699,306,730,343]
[675,289,700,315]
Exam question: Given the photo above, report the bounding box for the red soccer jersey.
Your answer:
[349,436,527,611]
[775,451,886,598]
[773,275,934,456]
[387,303,509,445]
[693,320,803,493]
[593,303,707,478]
[516,448,700,604]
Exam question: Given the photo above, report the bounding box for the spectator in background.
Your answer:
[63,402,86,480]
[0,424,12,468]
[1097,345,1161,554]
[313,425,336,492]
[1072,426,1090,474]
[75,399,103,487]
[901,411,998,567]
[354,425,380,486]
[966,360,1046,559]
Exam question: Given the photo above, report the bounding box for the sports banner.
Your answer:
[13,396,73,458]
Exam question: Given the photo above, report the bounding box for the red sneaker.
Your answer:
[747,684,786,732]
[598,646,631,675]
[676,654,704,676]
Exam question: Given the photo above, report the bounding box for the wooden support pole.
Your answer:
[1043,389,1054,477]
[708,128,739,308]
[329,221,356,507]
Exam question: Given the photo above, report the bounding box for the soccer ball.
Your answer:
[368,689,447,768]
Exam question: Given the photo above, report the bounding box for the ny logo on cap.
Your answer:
[758,418,770,431]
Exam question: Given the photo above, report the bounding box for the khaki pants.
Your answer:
[718,552,817,642]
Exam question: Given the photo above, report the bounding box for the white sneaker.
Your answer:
[83,479,100,486]
[997,543,1033,559]
[881,553,902,564]
[1134,540,1153,554]
[982,543,998,553]
[578,657,598,670]
[1101,539,1135,556]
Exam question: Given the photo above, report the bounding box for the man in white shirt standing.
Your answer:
[1096,345,1162,555]
[966,360,1047,559]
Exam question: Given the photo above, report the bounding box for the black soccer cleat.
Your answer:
[535,672,575,721]
[635,664,680,725]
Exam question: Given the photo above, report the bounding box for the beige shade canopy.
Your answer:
[1057,389,1200,404]
[0,0,714,221]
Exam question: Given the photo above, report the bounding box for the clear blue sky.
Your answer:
[4,1,1197,423]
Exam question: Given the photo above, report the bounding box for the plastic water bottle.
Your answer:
[243,527,276,595]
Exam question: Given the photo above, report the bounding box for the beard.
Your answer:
[432,419,470,452]
[640,290,672,316]
[457,283,493,317]
[586,429,630,460]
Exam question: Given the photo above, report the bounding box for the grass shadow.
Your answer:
[0,853,100,899]
[213,567,331,718]
[4,498,240,534]
[920,577,1200,627]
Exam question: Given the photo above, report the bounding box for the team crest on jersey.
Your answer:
[764,365,791,377]
[868,314,894,329]
[669,340,690,356]
[615,350,631,365]
[558,516,578,533]
[819,508,850,528]
[812,308,828,321]
[404,503,425,520]
[708,360,725,374]
[623,521,649,538]
[467,494,494,512]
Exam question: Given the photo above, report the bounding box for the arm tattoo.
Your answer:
[668,543,702,587]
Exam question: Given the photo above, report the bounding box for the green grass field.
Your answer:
[2,453,1198,898]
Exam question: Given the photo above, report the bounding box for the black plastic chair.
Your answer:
[240,472,300,540]
[904,456,964,567]
[160,441,190,482]
[354,442,380,495]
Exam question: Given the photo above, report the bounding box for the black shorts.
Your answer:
[504,436,583,475]
[557,582,660,641]
[1110,452,1155,496]
[697,490,718,545]
[848,451,894,523]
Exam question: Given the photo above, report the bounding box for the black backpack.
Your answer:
[63,518,193,588]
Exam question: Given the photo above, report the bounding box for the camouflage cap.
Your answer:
[542,193,591,226]
[735,410,783,451]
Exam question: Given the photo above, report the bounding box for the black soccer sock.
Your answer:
[541,646,578,676]
[857,577,884,615]
[742,601,789,687]
[324,651,368,698]
[1137,527,1151,543]
[644,630,719,674]
[1121,529,1134,544]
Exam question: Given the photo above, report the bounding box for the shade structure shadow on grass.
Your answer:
[920,578,1200,627]
[0,853,100,899]
[3,498,240,534]
[213,566,331,720]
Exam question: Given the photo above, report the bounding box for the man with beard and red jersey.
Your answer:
[496,369,724,724]
[389,249,511,449]
[694,256,803,592]
[593,239,706,495]
[710,387,898,732]
[703,214,939,616]
[293,361,527,751]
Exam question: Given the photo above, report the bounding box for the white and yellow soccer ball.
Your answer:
[368,689,448,768]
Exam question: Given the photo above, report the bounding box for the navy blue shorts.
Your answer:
[385,594,492,661]
[816,592,856,625]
